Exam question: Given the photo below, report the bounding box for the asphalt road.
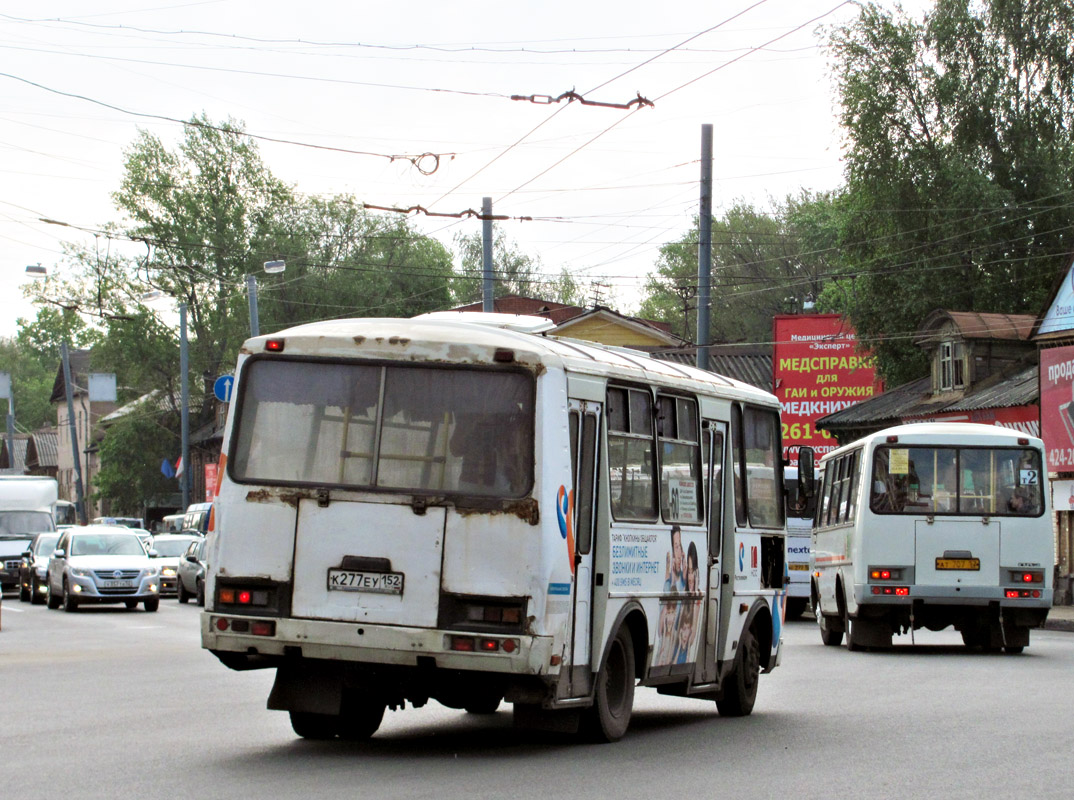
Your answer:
[2,597,1071,799]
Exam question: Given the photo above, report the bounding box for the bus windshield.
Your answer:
[870,445,1042,516]
[230,359,534,498]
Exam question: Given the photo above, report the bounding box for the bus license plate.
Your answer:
[327,569,404,595]
[788,564,810,571]
[936,558,980,570]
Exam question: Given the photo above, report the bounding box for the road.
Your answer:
[3,597,1071,799]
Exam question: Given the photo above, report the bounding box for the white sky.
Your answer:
[0,0,936,337]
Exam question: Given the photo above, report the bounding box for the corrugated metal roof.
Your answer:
[652,345,772,392]
[917,310,1035,342]
[818,365,1038,431]
[29,430,58,468]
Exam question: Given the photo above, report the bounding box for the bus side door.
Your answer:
[699,421,727,684]
[566,400,600,697]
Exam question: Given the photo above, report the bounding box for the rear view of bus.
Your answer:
[811,423,1051,652]
[202,315,790,743]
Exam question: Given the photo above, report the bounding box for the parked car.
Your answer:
[149,533,203,597]
[176,538,206,605]
[1,532,35,595]
[19,531,61,604]
[46,526,161,612]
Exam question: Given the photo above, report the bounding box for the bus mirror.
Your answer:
[798,447,816,500]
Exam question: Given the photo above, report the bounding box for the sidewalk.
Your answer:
[1045,604,1074,632]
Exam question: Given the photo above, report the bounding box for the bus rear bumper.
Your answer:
[853,584,1053,609]
[201,612,556,677]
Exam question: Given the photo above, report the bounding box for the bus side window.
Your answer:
[606,387,657,521]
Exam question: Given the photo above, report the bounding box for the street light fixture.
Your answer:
[25,263,46,277]
[248,260,286,338]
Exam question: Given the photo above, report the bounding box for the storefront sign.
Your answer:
[1041,345,1074,471]
[773,315,883,465]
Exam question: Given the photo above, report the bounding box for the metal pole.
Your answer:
[61,343,87,525]
[247,274,260,338]
[180,303,191,510]
[5,392,14,473]
[697,123,713,373]
[481,196,494,313]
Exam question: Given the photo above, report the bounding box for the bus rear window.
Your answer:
[870,446,1043,516]
[230,359,534,498]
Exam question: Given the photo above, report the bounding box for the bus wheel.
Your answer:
[464,694,502,715]
[582,626,635,742]
[816,603,843,647]
[289,711,341,740]
[1004,645,1025,655]
[338,694,386,740]
[717,625,761,717]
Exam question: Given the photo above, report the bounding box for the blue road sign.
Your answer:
[213,375,235,403]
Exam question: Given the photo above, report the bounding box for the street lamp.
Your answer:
[141,291,190,510]
[248,260,286,338]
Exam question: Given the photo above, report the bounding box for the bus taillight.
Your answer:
[869,567,903,581]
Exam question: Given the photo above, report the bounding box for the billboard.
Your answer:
[1041,345,1074,471]
[773,315,883,465]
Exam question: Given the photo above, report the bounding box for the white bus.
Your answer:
[201,313,800,742]
[811,423,1052,652]
[783,466,814,619]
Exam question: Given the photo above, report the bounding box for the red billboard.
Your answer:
[773,315,883,465]
[1041,345,1074,471]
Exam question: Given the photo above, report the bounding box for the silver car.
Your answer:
[19,531,61,604]
[46,526,162,612]
[149,533,203,597]
[176,538,206,605]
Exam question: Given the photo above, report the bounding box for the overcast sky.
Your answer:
[0,0,935,337]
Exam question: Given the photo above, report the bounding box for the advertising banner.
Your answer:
[1040,345,1074,471]
[204,462,218,502]
[773,315,883,465]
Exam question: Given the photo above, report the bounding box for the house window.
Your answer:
[939,341,965,391]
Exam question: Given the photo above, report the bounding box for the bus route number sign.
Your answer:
[327,568,405,595]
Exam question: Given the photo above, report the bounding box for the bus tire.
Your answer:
[464,694,502,714]
[816,602,843,647]
[338,694,386,740]
[582,626,635,743]
[1004,645,1025,655]
[289,711,341,740]
[717,625,761,717]
[843,605,863,652]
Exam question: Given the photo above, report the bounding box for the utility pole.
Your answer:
[481,197,494,313]
[697,123,713,372]
[61,343,87,525]
[180,302,190,510]
[247,274,260,338]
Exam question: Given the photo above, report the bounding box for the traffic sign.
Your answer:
[213,375,235,403]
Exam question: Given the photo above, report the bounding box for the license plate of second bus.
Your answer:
[935,558,980,570]
[327,569,404,595]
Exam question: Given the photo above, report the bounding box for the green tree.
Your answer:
[92,399,180,514]
[818,0,1074,384]
[452,229,585,305]
[639,200,825,343]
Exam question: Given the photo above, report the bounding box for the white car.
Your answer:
[148,534,204,597]
[46,526,162,612]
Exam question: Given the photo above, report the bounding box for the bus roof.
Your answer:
[820,422,1043,463]
[241,315,778,408]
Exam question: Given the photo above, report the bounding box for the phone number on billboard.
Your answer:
[1049,448,1074,465]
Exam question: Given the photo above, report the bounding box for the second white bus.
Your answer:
[811,423,1052,652]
